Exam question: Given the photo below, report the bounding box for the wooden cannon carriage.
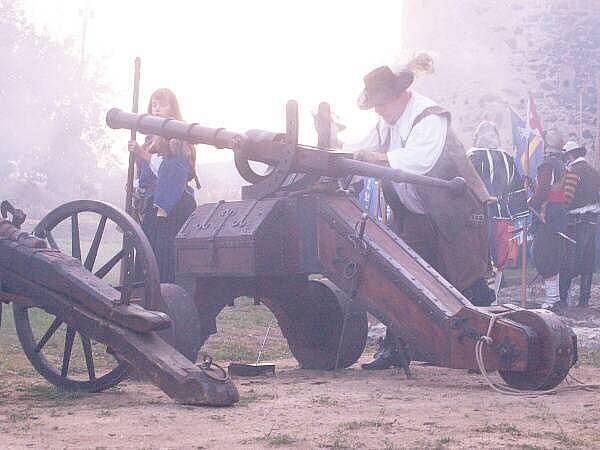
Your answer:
[105,102,577,391]
[0,101,577,406]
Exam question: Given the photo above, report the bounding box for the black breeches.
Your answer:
[560,221,597,302]
[141,192,197,283]
[532,222,563,278]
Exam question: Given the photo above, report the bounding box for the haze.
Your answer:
[23,0,405,164]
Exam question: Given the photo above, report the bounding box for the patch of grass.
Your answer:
[474,422,522,437]
[382,439,400,450]
[516,445,544,450]
[547,431,585,446]
[15,383,84,404]
[1,303,121,382]
[201,297,292,363]
[208,341,256,362]
[237,389,275,407]
[6,412,32,423]
[97,409,112,418]
[318,434,363,449]
[208,414,225,422]
[338,420,379,430]
[437,436,452,445]
[312,394,338,407]
[578,347,600,367]
[258,433,298,446]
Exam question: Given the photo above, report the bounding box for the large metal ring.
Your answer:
[198,353,230,382]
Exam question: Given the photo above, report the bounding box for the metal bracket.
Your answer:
[208,207,234,267]
[199,200,225,231]
[232,200,259,228]
[1,201,26,228]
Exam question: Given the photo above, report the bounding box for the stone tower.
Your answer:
[402,0,600,164]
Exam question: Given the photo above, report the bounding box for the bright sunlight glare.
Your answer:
[23,0,405,163]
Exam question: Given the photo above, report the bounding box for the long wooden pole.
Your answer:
[119,57,141,304]
[592,72,600,169]
[376,181,382,222]
[578,91,584,141]
[125,57,141,216]
[596,74,600,169]
[521,101,530,308]
[520,189,528,306]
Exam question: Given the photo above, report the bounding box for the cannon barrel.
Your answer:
[107,108,466,194]
[106,108,247,149]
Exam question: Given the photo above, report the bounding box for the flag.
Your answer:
[358,177,391,222]
[511,94,544,179]
[358,177,379,217]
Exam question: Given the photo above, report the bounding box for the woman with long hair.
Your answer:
[129,88,200,282]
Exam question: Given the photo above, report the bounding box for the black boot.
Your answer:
[559,297,569,309]
[578,273,593,308]
[466,278,495,307]
[559,271,572,308]
[361,347,400,370]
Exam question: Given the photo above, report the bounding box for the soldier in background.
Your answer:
[559,140,600,308]
[467,121,522,297]
[467,121,522,197]
[529,129,568,312]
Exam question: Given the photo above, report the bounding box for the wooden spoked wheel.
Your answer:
[12,200,161,392]
[12,305,127,392]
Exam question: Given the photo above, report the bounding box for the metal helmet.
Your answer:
[542,128,564,154]
[473,121,500,149]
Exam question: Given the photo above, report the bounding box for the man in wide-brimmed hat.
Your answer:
[557,140,600,308]
[347,58,495,369]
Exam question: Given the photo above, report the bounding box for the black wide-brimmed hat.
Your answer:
[357,66,414,110]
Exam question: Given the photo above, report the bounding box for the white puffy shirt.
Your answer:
[345,91,448,214]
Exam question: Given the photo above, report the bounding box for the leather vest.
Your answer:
[409,107,489,242]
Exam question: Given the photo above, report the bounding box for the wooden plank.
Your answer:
[0,291,35,307]
[0,240,170,333]
[317,195,532,371]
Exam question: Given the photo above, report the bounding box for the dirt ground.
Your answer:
[1,284,600,449]
[0,360,598,450]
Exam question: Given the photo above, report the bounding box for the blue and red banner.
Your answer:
[511,94,544,179]
[358,178,391,223]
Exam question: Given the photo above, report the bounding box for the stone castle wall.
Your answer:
[402,0,600,164]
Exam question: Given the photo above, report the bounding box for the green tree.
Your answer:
[1,0,120,217]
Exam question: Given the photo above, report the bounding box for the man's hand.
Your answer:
[353,149,388,165]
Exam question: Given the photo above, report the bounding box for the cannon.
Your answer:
[0,200,238,405]
[104,101,577,391]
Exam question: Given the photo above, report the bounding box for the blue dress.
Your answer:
[138,137,197,282]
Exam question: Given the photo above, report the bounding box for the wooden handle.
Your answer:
[125,57,141,216]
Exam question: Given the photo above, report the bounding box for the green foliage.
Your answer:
[257,432,298,447]
[14,382,84,403]
[0,0,121,217]
[578,347,600,367]
[474,422,522,436]
[312,394,338,406]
